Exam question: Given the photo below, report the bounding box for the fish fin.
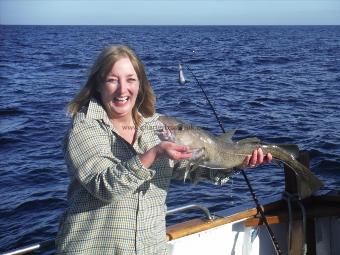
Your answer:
[276,144,300,159]
[237,137,261,145]
[184,162,200,183]
[282,161,323,199]
[217,129,237,143]
[183,163,191,183]
[190,166,205,185]
[297,175,324,199]
[183,147,207,184]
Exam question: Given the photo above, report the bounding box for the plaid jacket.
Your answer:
[56,98,229,255]
[56,97,177,255]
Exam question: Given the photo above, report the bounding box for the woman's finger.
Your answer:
[250,149,258,166]
[264,152,273,163]
[257,148,264,165]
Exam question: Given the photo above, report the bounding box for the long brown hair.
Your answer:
[67,45,155,126]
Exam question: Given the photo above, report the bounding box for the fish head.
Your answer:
[157,122,213,149]
[156,125,176,142]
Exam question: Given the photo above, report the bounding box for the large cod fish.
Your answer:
[158,116,323,199]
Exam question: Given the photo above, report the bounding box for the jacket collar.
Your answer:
[86,97,112,127]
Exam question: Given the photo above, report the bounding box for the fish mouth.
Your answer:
[156,127,175,142]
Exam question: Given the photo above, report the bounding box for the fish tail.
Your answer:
[265,145,323,199]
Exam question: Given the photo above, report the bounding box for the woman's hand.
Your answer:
[156,141,192,160]
[243,148,272,168]
[139,141,192,168]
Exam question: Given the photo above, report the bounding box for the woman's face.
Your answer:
[98,57,140,120]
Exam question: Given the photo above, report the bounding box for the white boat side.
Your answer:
[2,191,339,255]
[166,192,340,255]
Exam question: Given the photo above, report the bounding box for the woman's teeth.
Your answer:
[114,96,128,102]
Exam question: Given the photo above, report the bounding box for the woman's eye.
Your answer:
[128,78,137,83]
[106,79,118,85]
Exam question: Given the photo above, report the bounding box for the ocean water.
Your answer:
[0,25,339,253]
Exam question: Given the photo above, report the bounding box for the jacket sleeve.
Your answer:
[64,118,155,203]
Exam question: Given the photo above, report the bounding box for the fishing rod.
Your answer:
[179,62,283,255]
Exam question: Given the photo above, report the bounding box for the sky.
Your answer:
[0,0,339,25]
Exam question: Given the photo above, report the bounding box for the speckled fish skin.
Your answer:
[159,116,323,199]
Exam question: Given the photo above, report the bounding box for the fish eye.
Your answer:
[178,124,183,131]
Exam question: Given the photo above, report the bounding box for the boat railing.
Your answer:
[1,204,212,255]
[1,239,55,255]
[166,203,214,220]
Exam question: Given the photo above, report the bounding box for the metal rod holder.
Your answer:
[1,239,54,255]
[166,204,214,220]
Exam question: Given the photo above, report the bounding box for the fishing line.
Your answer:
[178,62,283,255]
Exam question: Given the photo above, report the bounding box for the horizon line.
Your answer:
[1,24,340,26]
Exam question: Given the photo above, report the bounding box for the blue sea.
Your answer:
[0,25,339,254]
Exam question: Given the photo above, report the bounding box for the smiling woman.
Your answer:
[56,45,195,255]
